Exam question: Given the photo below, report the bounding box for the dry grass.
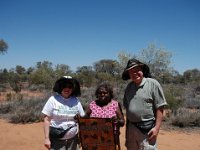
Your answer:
[0,89,47,102]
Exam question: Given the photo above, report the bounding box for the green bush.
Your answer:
[164,85,184,110]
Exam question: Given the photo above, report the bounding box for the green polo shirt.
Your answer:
[123,78,167,123]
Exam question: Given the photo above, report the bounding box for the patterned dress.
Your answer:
[89,99,121,147]
[89,99,118,118]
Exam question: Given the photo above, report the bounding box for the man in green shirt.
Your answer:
[122,58,167,150]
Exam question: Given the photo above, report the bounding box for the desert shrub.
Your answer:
[80,87,95,109]
[184,98,200,109]
[113,82,127,104]
[28,84,46,92]
[0,102,14,115]
[6,93,23,101]
[6,92,12,101]
[0,98,47,123]
[10,108,43,123]
[169,107,200,127]
[0,84,6,92]
[163,85,184,110]
[16,93,23,101]
[183,85,200,109]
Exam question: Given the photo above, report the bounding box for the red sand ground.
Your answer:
[0,119,200,150]
[1,90,200,149]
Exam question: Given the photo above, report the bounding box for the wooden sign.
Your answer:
[78,118,116,150]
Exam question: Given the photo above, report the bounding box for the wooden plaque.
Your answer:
[78,118,116,150]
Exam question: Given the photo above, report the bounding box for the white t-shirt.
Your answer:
[42,94,85,139]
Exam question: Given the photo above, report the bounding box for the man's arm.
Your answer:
[148,106,164,142]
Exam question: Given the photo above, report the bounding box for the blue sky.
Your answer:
[0,0,200,74]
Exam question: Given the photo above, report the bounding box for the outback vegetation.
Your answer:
[0,40,200,128]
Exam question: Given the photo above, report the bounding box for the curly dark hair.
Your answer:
[95,82,114,99]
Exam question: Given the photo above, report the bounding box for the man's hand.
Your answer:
[148,127,159,143]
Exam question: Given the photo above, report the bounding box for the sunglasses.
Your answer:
[64,84,73,89]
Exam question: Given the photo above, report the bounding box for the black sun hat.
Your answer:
[53,76,81,96]
[122,58,151,80]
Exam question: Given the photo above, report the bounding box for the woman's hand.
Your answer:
[43,115,51,149]
[111,116,118,123]
[74,113,80,120]
[111,116,121,127]
[44,138,51,149]
[111,116,125,127]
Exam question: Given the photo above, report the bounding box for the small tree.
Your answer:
[30,61,54,89]
[0,39,8,54]
[117,50,135,71]
[8,71,22,93]
[117,43,174,83]
[138,43,173,83]
[93,59,120,76]
[76,66,96,87]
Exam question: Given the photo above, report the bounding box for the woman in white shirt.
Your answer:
[42,76,85,150]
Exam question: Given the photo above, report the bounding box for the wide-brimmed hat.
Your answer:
[53,76,81,96]
[122,58,151,80]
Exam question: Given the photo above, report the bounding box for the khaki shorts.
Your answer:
[126,123,157,150]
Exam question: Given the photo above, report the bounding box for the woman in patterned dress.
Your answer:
[85,82,125,149]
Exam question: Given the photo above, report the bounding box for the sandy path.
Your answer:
[0,119,200,150]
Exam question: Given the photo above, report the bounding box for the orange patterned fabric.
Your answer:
[78,118,116,150]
